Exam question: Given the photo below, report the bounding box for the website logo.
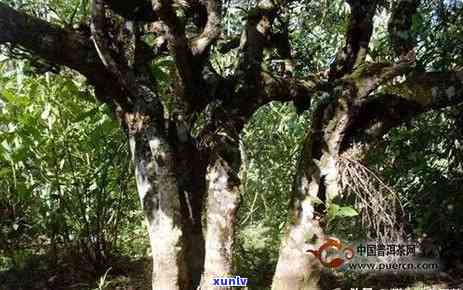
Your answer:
[306,238,355,268]
[211,276,248,287]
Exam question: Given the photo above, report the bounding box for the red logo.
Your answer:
[306,238,355,268]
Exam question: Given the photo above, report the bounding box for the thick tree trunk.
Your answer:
[172,121,208,289]
[271,138,324,290]
[272,93,353,290]
[199,148,241,290]
[126,110,189,290]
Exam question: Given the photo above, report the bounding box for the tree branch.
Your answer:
[388,0,420,58]
[104,0,158,22]
[0,3,108,86]
[272,30,295,76]
[329,0,378,79]
[343,70,463,147]
[347,51,416,99]
[235,0,279,80]
[384,71,463,108]
[90,0,164,118]
[191,0,222,56]
[155,0,194,82]
[210,0,283,129]
[197,72,317,149]
[90,0,126,84]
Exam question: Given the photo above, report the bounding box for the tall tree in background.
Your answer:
[0,0,462,289]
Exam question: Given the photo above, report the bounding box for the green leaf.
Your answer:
[327,203,340,220]
[1,90,17,103]
[74,107,99,123]
[0,167,10,176]
[337,206,359,218]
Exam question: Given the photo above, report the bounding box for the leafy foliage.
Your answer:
[0,62,146,275]
[367,107,463,256]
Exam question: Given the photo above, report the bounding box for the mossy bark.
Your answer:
[199,148,241,290]
[126,108,189,290]
[272,89,354,290]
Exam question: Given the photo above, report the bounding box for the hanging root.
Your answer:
[337,152,406,243]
